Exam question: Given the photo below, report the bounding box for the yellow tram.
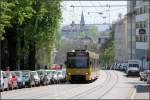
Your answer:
[66,50,100,83]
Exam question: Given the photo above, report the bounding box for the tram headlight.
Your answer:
[85,72,89,75]
[67,72,71,75]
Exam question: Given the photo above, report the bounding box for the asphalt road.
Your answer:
[1,70,149,99]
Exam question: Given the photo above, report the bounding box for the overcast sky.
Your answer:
[61,1,127,26]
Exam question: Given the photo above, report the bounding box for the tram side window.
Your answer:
[90,59,92,67]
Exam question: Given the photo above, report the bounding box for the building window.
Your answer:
[136,21,147,28]
[136,35,147,42]
[136,6,147,15]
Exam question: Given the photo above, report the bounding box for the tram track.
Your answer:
[98,71,119,99]
[68,70,112,99]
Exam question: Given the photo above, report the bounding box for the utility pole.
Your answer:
[148,1,150,70]
[0,40,2,69]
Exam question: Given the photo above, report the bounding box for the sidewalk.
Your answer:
[134,84,150,99]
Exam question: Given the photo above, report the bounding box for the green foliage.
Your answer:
[0,0,62,67]
[89,26,98,39]
[99,32,115,65]
[0,0,14,39]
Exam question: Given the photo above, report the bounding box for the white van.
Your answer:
[126,60,141,77]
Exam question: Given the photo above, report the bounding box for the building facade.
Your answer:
[127,0,150,69]
[114,16,128,63]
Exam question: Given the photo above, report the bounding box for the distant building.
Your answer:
[61,12,99,42]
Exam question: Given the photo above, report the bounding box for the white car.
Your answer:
[0,71,9,91]
[30,71,40,86]
[53,71,59,84]
[57,70,66,83]
[45,70,54,84]
[126,64,140,77]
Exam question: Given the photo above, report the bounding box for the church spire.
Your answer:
[80,11,85,26]
[80,11,85,32]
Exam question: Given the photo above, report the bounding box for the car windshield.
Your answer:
[31,72,37,76]
[129,64,139,68]
[14,72,21,77]
[47,71,54,75]
[23,72,29,77]
[37,71,44,75]
[58,72,62,75]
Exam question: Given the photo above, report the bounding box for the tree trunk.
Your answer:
[29,41,36,70]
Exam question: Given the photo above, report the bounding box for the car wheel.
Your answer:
[140,77,143,81]
[6,86,9,91]
[10,85,13,90]
[1,84,4,92]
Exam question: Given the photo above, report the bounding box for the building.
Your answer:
[114,16,128,63]
[61,12,99,42]
[127,0,150,69]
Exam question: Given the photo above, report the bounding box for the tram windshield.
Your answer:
[67,56,88,68]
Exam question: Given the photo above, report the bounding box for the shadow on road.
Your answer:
[136,85,150,93]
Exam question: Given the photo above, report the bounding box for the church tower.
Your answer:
[80,11,85,32]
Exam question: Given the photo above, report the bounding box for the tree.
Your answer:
[0,0,62,70]
[99,31,115,67]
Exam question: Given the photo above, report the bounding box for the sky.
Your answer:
[61,1,127,26]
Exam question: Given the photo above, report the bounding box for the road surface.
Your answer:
[1,70,149,99]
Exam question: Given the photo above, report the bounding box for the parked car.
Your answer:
[140,70,150,81]
[12,71,25,88]
[52,70,59,84]
[147,72,150,84]
[5,71,18,90]
[57,70,66,83]
[121,63,128,71]
[45,70,54,84]
[30,71,40,86]
[140,71,147,81]
[0,71,9,91]
[37,70,50,85]
[22,70,35,87]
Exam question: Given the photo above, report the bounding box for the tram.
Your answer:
[65,49,100,83]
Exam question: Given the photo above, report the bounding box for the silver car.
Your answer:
[0,71,9,91]
[140,70,150,81]
[45,70,54,84]
[30,71,40,86]
[37,70,50,85]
